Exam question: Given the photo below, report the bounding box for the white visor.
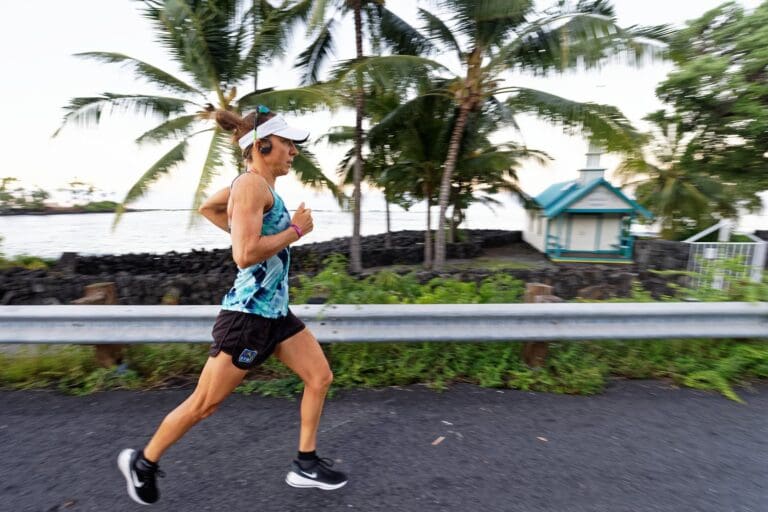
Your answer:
[237,115,310,150]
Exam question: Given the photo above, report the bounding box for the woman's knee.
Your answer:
[184,392,223,421]
[305,369,333,391]
[199,403,219,419]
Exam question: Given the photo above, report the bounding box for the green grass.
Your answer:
[0,254,56,270]
[2,339,765,401]
[370,259,536,273]
[445,259,536,271]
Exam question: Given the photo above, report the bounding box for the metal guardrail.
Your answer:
[0,303,766,344]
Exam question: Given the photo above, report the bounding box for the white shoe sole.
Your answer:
[117,449,151,505]
[285,471,348,490]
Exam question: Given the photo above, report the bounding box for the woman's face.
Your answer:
[262,135,299,175]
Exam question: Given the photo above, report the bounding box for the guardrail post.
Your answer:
[70,282,123,367]
[522,283,562,367]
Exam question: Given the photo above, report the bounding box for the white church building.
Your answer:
[523,143,652,262]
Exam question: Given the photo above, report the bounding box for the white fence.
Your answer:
[684,221,767,288]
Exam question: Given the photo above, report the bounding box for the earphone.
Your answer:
[258,137,272,155]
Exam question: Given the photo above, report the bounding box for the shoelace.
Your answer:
[314,457,335,469]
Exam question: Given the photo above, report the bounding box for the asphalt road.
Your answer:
[1,380,766,512]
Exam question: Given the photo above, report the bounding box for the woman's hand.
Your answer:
[291,202,314,238]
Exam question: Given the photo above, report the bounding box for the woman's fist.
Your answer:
[291,202,314,238]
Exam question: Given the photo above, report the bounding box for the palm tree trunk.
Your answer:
[434,102,471,269]
[350,0,364,273]
[424,196,433,268]
[253,0,258,91]
[385,195,392,249]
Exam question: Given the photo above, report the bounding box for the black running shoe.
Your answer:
[285,457,348,490]
[117,448,164,505]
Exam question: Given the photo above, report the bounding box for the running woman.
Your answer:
[118,106,347,505]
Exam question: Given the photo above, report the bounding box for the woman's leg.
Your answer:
[143,352,248,462]
[273,328,333,452]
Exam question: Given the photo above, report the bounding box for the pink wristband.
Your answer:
[290,223,303,239]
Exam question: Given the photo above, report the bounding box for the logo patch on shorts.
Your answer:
[238,348,258,364]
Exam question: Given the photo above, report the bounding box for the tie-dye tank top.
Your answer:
[221,184,291,318]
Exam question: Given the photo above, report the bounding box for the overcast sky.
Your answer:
[0,0,764,213]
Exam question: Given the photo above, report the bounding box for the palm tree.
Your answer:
[298,0,432,272]
[321,88,412,249]
[352,81,546,266]
[616,110,738,240]
[55,0,338,225]
[392,0,672,269]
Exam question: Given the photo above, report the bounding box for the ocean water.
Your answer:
[0,207,527,259]
[1,203,764,259]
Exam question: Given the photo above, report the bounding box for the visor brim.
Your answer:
[272,126,310,143]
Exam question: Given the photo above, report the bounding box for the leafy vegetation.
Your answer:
[655,1,768,205]
[55,0,340,226]
[0,236,55,270]
[0,177,50,213]
[617,111,741,240]
[368,0,671,268]
[0,255,765,400]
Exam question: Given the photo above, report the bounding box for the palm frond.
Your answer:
[54,94,195,136]
[614,156,659,183]
[235,0,309,83]
[238,84,337,113]
[438,0,531,24]
[505,88,642,153]
[112,137,190,226]
[378,6,434,56]
[575,0,616,17]
[418,8,462,57]
[189,128,230,225]
[74,52,202,96]
[291,150,343,202]
[336,146,356,184]
[135,114,199,144]
[624,24,675,44]
[294,18,337,85]
[442,0,530,49]
[307,0,337,33]
[485,96,521,132]
[329,55,447,93]
[316,126,356,146]
[492,12,667,74]
[366,95,425,145]
[149,0,225,93]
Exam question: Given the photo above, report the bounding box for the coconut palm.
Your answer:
[298,0,432,272]
[320,87,412,249]
[616,110,738,240]
[381,0,672,269]
[336,82,546,266]
[55,0,339,225]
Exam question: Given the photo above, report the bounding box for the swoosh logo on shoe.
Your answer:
[131,472,145,488]
[300,470,317,479]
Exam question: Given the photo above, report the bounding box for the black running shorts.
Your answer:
[209,309,306,369]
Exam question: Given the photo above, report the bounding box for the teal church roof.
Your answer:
[532,175,652,219]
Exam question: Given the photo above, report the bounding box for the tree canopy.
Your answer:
[656,1,768,207]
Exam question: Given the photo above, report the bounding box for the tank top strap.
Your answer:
[267,184,283,210]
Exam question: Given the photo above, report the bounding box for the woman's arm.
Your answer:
[229,174,313,268]
[198,187,231,232]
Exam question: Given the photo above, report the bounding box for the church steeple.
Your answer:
[578,141,606,185]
